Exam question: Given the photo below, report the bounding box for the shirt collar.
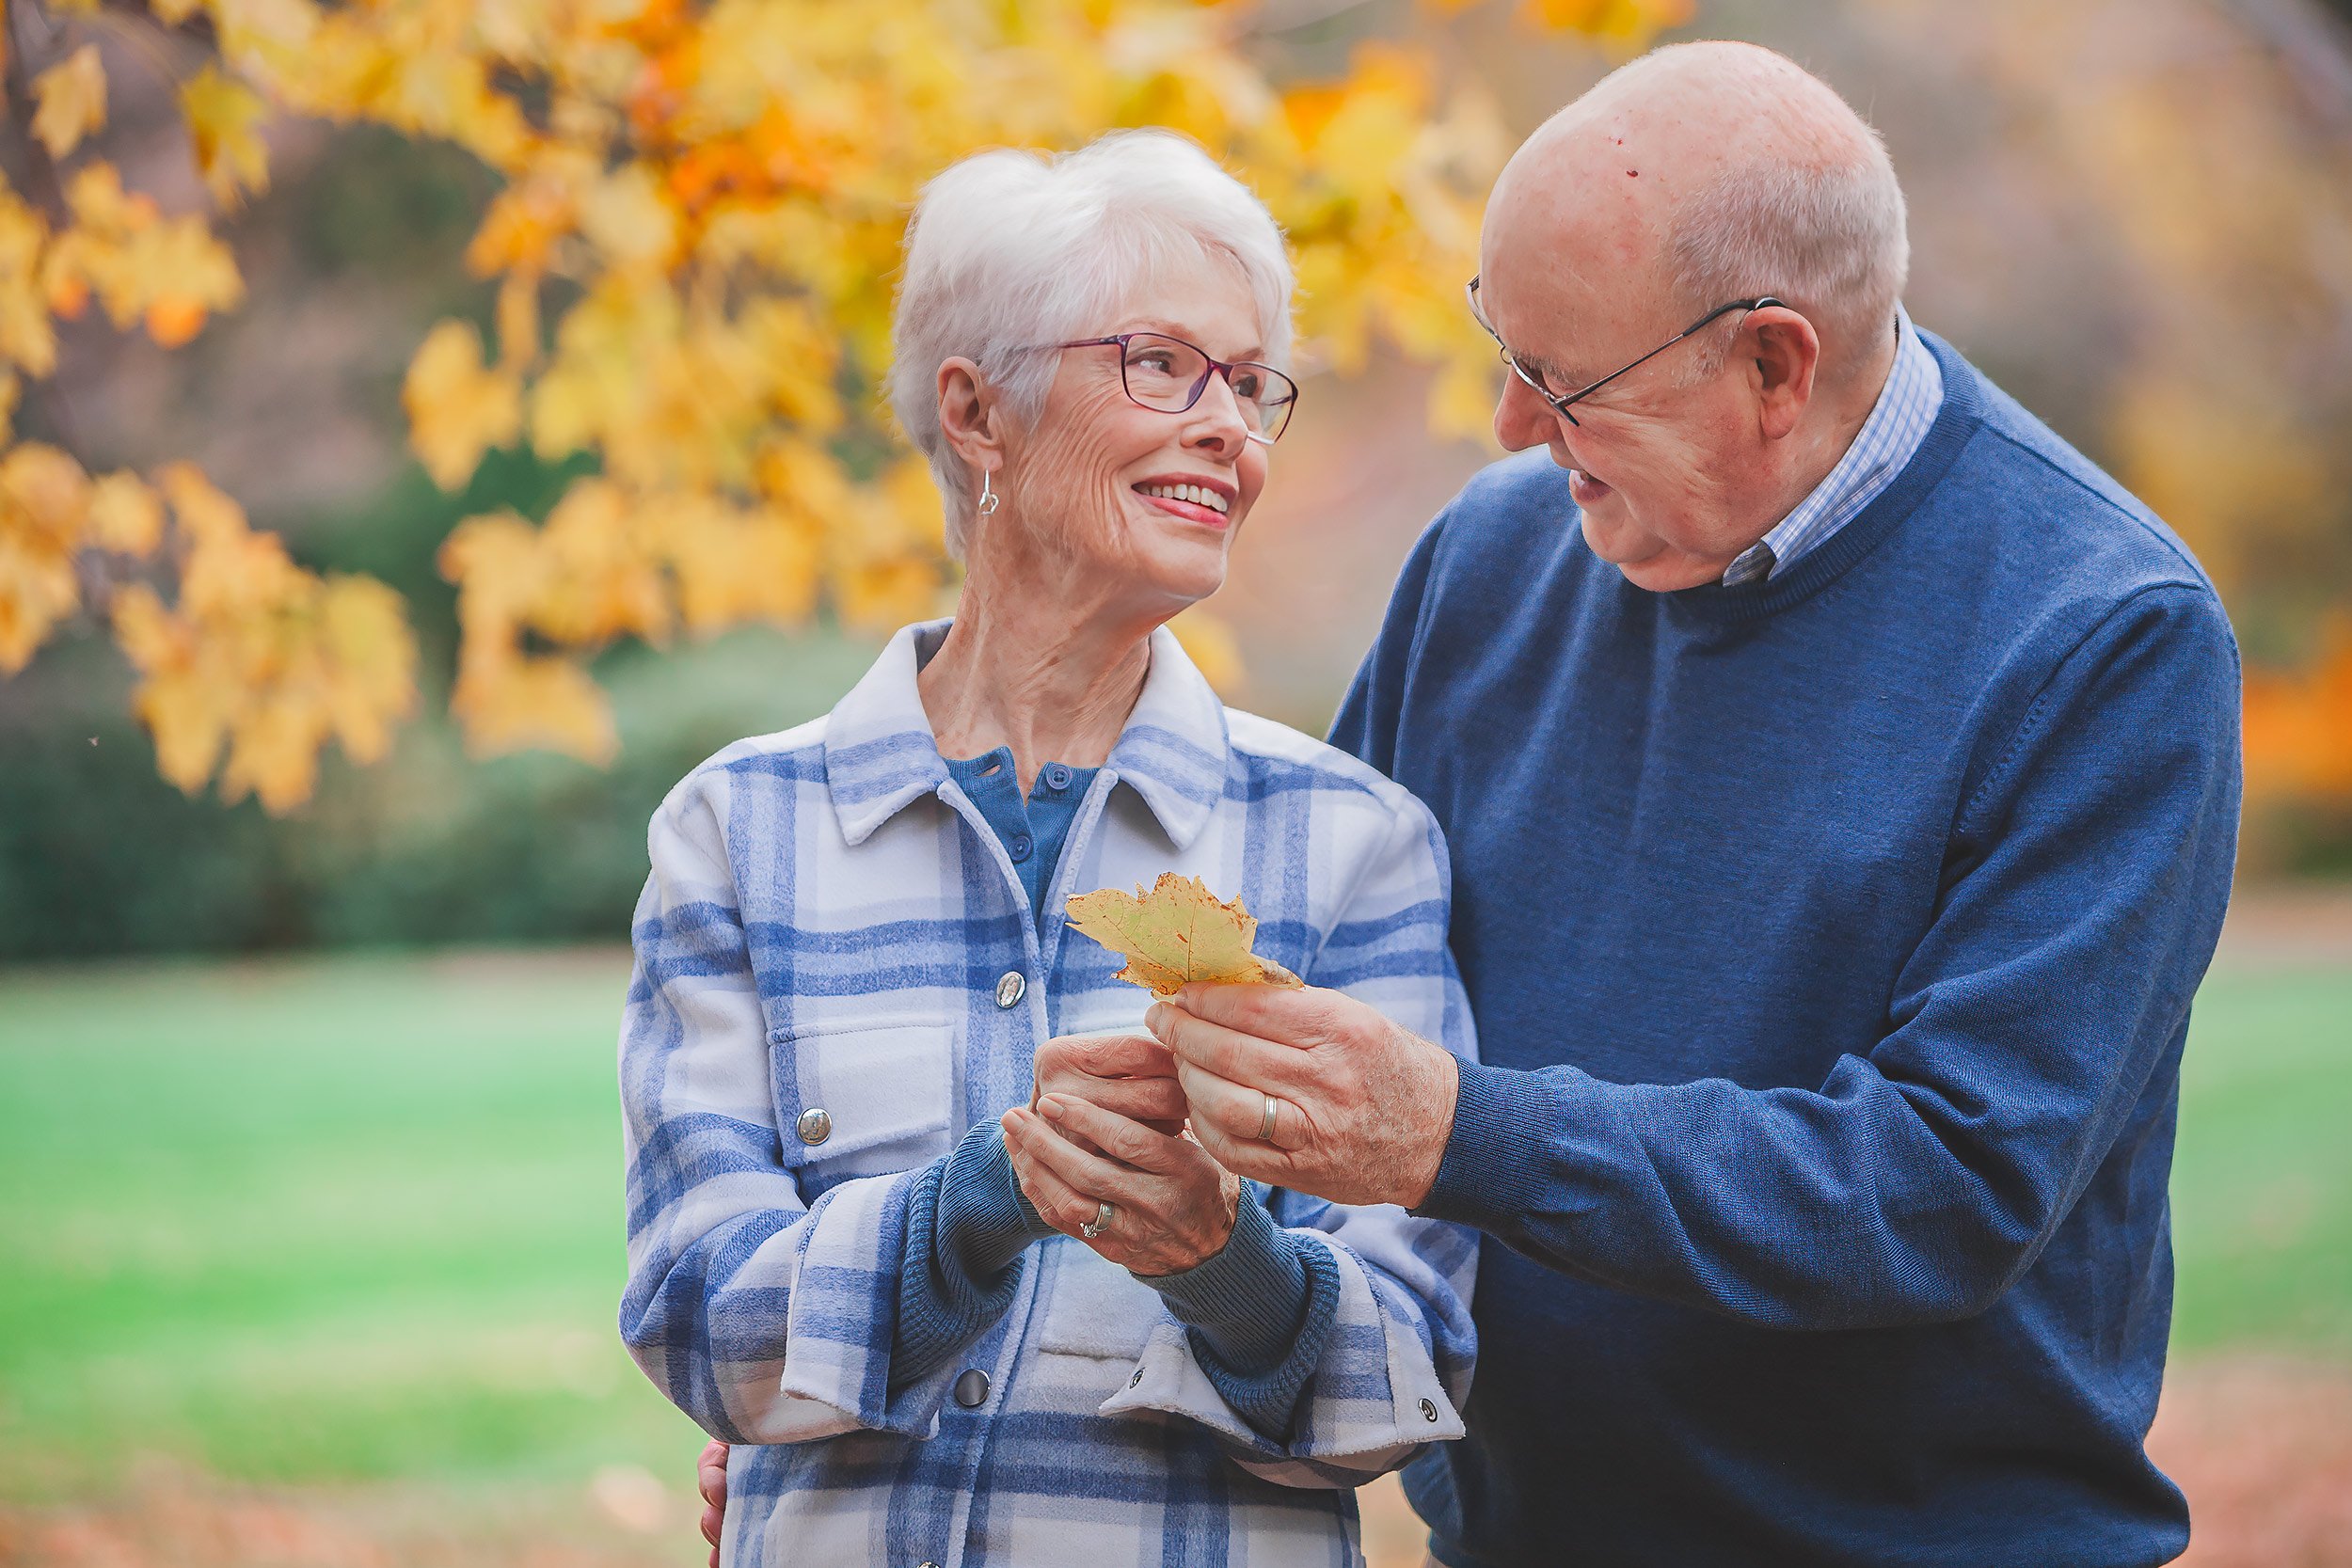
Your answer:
[825,617,1230,850]
[1731,303,1943,579]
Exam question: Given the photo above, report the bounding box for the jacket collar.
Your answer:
[825,618,1230,851]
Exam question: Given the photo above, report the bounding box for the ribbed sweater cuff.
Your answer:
[1415,1058,1550,1233]
[941,1123,1058,1276]
[1139,1196,1310,1373]
[894,1123,1057,1388]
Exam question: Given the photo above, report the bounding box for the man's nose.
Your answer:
[1492,374,1554,453]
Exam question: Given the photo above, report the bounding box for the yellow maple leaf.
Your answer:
[31,45,107,160]
[86,469,164,556]
[405,318,521,490]
[1065,872,1305,997]
[180,64,274,209]
[0,192,58,377]
[0,442,92,670]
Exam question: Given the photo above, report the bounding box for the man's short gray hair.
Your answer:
[1667,134,1910,377]
[887,130,1295,559]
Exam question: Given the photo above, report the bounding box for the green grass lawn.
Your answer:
[0,947,2345,1503]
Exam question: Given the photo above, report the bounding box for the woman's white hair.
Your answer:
[886,130,1295,559]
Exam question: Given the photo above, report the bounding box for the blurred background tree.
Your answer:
[3,0,2350,961]
[1,0,1677,801]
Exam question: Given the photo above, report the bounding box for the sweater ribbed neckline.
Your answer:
[1658,330,1983,625]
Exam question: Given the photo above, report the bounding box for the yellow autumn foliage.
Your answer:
[0,0,1688,809]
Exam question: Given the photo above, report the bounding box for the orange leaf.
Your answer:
[145,297,209,346]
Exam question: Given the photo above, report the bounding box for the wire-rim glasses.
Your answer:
[1037,331,1299,444]
[1466,276,1784,426]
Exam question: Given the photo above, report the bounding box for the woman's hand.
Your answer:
[1002,1094,1240,1276]
[1030,1032,1188,1140]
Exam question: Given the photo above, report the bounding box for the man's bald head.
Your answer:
[1489,40,1908,381]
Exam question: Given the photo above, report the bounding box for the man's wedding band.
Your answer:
[1081,1199,1114,1240]
[1259,1093,1279,1143]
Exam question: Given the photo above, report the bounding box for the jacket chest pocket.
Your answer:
[769,1017,958,1196]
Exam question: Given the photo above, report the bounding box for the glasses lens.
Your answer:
[1120,335,1210,411]
[1120,335,1298,441]
[1232,363,1298,441]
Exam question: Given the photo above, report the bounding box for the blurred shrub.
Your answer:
[0,622,874,962]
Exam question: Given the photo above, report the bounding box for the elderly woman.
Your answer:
[618,130,1476,1568]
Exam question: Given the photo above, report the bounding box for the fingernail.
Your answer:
[1038,1096,1065,1122]
[1145,1004,1166,1031]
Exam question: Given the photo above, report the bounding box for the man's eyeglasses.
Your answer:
[1466,276,1783,426]
[1034,332,1299,444]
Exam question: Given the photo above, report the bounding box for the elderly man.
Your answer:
[1155,39,2241,1568]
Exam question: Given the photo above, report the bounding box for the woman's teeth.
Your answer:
[1136,483,1230,515]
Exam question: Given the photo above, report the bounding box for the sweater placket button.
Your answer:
[953,1368,991,1407]
[994,972,1025,1009]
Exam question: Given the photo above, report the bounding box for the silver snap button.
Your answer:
[994,971,1025,1009]
[795,1106,832,1146]
[1130,1368,1144,1388]
[953,1368,991,1408]
[1420,1397,1438,1422]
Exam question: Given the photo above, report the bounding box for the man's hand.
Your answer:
[1147,983,1460,1210]
[696,1437,728,1568]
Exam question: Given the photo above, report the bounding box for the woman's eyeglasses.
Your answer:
[1035,332,1299,444]
[1466,276,1783,426]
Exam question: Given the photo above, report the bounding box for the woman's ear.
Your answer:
[937,356,1004,475]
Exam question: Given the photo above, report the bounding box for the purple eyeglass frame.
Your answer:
[1036,331,1298,444]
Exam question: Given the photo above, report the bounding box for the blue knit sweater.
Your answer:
[1330,333,2242,1568]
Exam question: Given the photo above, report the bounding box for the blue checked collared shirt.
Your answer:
[619,619,1480,1568]
[1721,306,1946,586]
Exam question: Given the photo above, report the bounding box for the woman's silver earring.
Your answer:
[977,469,1000,517]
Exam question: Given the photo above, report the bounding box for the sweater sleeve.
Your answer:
[892,1123,1060,1391]
[1136,1191,1336,1439]
[1417,584,2242,1330]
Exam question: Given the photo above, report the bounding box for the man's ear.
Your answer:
[1746,309,1820,442]
[937,356,1005,476]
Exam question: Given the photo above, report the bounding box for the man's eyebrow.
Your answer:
[1509,343,1582,390]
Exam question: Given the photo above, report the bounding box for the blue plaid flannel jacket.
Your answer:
[619,619,1479,1568]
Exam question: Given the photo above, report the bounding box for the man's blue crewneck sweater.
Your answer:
[1330,332,2241,1568]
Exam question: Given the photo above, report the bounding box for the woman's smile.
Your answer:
[1132,473,1236,530]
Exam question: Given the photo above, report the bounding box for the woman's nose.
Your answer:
[1184,372,1253,451]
